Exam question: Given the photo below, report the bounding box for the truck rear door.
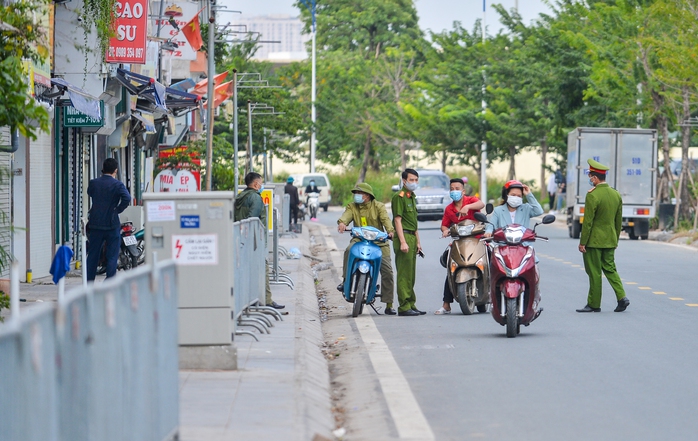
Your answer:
[575,129,616,205]
[616,129,656,214]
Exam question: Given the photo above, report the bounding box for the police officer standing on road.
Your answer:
[337,183,396,314]
[235,172,285,310]
[391,169,425,316]
[86,158,131,282]
[576,159,630,313]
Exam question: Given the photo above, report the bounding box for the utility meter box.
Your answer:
[143,192,235,346]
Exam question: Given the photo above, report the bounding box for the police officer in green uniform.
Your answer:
[391,169,425,316]
[576,159,630,313]
[337,183,396,314]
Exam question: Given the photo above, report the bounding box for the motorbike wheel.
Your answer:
[477,304,488,313]
[352,273,367,317]
[457,282,476,315]
[119,251,133,271]
[505,297,518,338]
[310,206,317,218]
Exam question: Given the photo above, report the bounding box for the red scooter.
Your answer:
[474,210,555,338]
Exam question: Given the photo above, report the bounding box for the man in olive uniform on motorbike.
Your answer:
[337,183,396,314]
[576,159,630,313]
[392,169,425,316]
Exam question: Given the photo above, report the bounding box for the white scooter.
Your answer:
[307,192,320,219]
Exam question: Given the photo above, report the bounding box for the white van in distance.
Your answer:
[291,173,332,212]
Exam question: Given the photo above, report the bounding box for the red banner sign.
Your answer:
[105,0,148,64]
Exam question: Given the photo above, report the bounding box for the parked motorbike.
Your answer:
[307,192,320,219]
[342,226,389,317]
[95,222,142,275]
[298,202,308,221]
[445,219,490,315]
[135,227,145,266]
[474,211,555,338]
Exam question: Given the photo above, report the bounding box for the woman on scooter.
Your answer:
[435,178,484,314]
[484,180,544,236]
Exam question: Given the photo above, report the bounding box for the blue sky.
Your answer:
[221,0,553,35]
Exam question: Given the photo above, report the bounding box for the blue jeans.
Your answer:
[87,227,121,281]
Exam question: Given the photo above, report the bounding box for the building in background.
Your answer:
[234,14,309,64]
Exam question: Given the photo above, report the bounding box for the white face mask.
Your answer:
[507,195,523,208]
[404,181,418,192]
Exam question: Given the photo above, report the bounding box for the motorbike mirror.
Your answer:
[391,184,401,192]
[473,212,488,223]
[541,214,556,224]
[485,203,494,214]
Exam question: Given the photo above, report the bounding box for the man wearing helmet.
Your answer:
[337,183,396,314]
[284,177,300,224]
[484,180,544,236]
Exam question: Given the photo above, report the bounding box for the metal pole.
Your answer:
[232,69,239,189]
[263,127,268,182]
[247,100,253,173]
[310,26,317,173]
[205,1,215,191]
[480,0,488,203]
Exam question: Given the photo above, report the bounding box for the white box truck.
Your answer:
[566,127,657,240]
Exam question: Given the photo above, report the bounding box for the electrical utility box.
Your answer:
[143,192,235,345]
[566,128,657,240]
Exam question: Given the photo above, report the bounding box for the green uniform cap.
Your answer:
[351,182,375,198]
[587,159,609,173]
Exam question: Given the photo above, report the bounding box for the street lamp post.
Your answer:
[480,0,488,203]
[205,0,215,191]
[300,0,317,173]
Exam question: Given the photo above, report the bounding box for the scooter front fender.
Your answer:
[455,267,478,284]
[501,279,525,299]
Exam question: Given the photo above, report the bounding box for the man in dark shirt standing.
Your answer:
[284,177,300,224]
[86,158,131,281]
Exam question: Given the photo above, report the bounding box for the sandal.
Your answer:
[434,307,451,315]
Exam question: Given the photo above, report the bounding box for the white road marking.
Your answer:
[320,224,435,441]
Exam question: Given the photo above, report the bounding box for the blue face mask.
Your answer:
[588,179,594,187]
[258,185,264,194]
[449,190,463,202]
[354,194,365,204]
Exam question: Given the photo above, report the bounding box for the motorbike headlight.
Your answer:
[358,261,371,273]
[504,226,525,244]
[361,229,379,241]
[457,225,475,236]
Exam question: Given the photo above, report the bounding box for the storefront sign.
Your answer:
[106,0,148,64]
[63,101,105,127]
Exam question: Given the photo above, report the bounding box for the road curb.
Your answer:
[291,228,334,441]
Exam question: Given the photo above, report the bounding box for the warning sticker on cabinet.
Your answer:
[148,200,175,222]
[172,234,218,265]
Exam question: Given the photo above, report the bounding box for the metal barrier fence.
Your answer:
[269,208,295,290]
[233,218,281,339]
[0,261,179,441]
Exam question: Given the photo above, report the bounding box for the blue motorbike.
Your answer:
[343,226,389,317]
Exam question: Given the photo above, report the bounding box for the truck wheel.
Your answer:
[629,231,638,240]
[640,235,648,240]
[569,220,581,239]
[323,204,328,212]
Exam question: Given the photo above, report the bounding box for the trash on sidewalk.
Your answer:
[288,247,302,259]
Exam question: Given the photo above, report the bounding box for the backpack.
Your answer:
[554,169,564,185]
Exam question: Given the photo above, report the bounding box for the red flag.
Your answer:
[192,72,228,96]
[204,81,234,109]
[182,14,204,51]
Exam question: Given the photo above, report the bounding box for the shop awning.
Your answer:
[132,111,156,133]
[115,68,201,116]
[43,78,102,119]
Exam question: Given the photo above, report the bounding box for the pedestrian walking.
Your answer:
[576,159,629,313]
[337,183,396,314]
[547,173,557,213]
[391,168,425,316]
[86,158,131,282]
[556,182,566,213]
[435,178,484,314]
[235,172,285,310]
[284,177,300,224]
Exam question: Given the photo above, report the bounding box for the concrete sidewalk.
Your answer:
[2,227,334,441]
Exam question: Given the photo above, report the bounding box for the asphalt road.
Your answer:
[314,208,698,441]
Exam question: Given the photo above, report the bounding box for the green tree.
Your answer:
[0,0,50,139]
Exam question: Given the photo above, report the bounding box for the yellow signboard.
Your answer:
[261,189,274,232]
